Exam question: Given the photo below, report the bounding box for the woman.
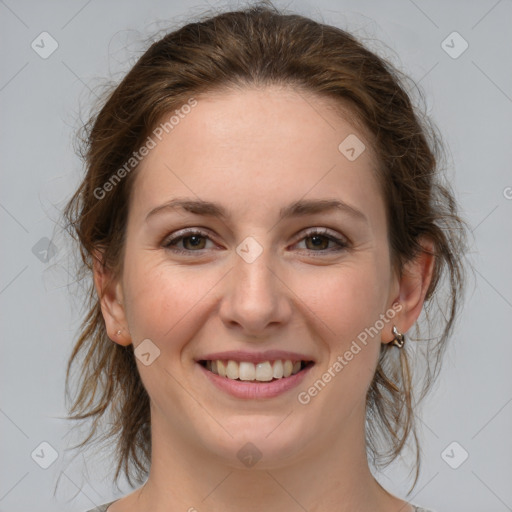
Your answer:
[64,3,467,511]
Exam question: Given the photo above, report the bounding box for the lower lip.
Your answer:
[197,362,314,399]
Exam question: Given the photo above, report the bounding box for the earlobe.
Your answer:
[92,250,131,346]
[384,238,435,344]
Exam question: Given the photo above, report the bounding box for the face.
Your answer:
[105,86,404,468]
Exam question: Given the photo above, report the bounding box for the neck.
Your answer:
[125,403,409,512]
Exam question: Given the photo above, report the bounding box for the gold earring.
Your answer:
[391,325,405,348]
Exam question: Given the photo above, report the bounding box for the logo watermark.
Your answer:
[297,302,403,405]
[93,97,198,200]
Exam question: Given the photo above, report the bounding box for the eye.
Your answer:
[162,229,216,254]
[162,227,350,256]
[293,227,349,254]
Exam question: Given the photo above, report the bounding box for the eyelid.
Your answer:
[296,226,349,244]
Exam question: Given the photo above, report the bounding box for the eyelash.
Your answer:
[162,227,350,256]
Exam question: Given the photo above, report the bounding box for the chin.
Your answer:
[201,417,313,469]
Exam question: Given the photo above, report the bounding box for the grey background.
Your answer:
[1,0,511,511]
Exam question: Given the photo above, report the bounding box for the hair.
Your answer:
[63,1,468,494]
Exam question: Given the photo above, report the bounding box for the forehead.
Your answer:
[129,86,384,226]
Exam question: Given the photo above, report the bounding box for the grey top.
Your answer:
[85,502,116,512]
[85,501,436,512]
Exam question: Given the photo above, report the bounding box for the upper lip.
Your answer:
[195,350,316,364]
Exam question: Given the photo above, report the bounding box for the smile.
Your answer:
[199,359,314,382]
[197,358,315,399]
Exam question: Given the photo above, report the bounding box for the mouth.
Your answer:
[197,359,315,382]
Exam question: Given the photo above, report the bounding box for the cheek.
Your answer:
[122,253,228,351]
[295,263,387,338]
[291,266,386,417]
[294,263,386,382]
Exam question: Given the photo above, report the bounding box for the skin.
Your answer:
[94,85,434,512]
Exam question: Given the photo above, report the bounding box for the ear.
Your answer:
[382,237,435,344]
[92,250,131,346]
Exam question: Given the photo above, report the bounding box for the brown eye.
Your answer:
[304,234,330,250]
[163,230,214,253]
[294,228,349,254]
[181,234,207,250]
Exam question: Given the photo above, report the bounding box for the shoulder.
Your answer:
[83,500,118,512]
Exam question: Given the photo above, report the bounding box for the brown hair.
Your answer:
[63,1,467,493]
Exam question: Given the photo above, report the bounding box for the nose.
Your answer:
[218,248,292,337]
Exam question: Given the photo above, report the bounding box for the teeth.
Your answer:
[205,359,306,381]
[239,361,255,381]
[217,360,227,377]
[273,360,284,378]
[226,360,239,379]
[255,361,273,381]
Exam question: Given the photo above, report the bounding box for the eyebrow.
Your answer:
[145,197,368,223]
